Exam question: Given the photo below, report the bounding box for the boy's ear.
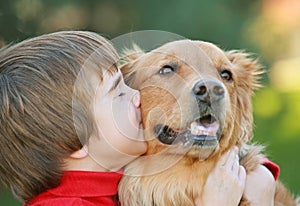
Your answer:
[70,145,88,159]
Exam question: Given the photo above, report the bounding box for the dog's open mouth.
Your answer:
[153,114,220,147]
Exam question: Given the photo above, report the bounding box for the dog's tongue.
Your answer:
[190,120,219,136]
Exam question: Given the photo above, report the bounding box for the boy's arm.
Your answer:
[243,158,279,206]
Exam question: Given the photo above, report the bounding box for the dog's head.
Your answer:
[121,40,262,160]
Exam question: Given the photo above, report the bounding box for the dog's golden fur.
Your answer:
[118,40,297,206]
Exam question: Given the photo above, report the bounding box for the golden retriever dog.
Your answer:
[118,40,297,206]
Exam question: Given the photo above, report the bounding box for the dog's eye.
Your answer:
[159,65,175,75]
[220,70,233,82]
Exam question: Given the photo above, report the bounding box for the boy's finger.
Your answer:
[225,147,238,169]
[238,165,246,184]
[216,150,231,167]
[231,154,240,172]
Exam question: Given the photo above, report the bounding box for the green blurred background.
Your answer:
[1,0,299,205]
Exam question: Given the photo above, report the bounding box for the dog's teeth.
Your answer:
[191,122,197,134]
[190,121,220,136]
[191,121,202,131]
[190,122,205,135]
[203,131,209,136]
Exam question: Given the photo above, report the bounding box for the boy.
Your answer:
[0,31,276,205]
[0,31,146,205]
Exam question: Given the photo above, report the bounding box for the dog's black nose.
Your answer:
[193,80,224,104]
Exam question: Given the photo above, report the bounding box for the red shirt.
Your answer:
[24,171,123,206]
[23,160,279,206]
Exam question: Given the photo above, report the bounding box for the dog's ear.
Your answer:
[226,50,263,90]
[120,61,138,88]
[226,50,264,144]
[120,44,145,88]
[120,44,144,64]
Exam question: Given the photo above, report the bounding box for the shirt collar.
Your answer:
[48,170,123,197]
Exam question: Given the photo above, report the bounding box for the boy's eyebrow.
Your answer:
[108,74,122,93]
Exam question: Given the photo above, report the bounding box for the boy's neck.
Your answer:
[64,155,111,172]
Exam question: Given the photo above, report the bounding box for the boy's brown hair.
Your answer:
[0,31,118,201]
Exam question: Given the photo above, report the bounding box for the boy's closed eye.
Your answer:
[118,92,126,97]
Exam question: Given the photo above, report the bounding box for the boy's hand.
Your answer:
[195,146,246,206]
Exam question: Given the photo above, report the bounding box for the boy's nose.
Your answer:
[132,91,141,107]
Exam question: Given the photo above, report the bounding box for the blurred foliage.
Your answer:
[1,0,299,205]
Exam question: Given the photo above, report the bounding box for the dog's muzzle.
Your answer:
[153,79,225,147]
